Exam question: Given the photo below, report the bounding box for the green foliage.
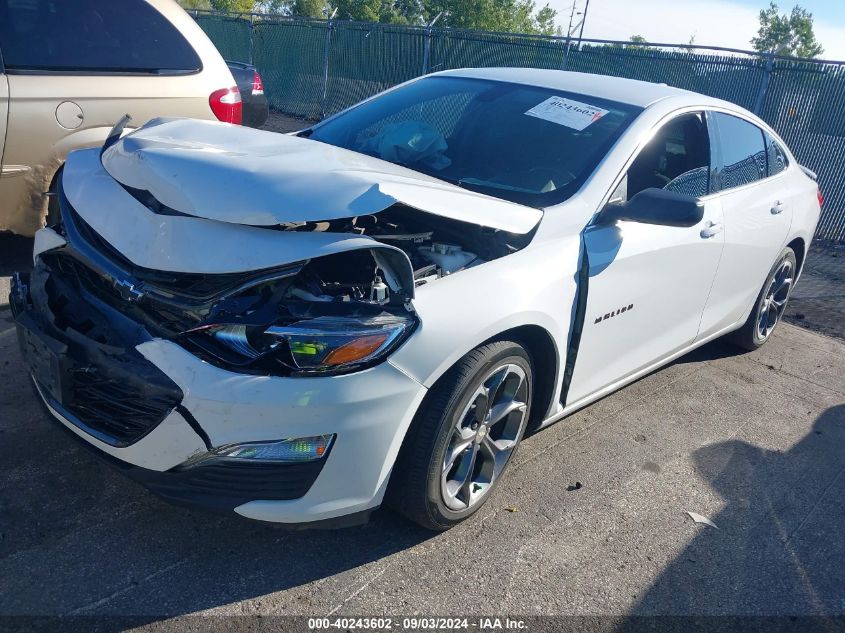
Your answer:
[419,0,559,35]
[209,0,255,12]
[606,34,649,50]
[291,0,329,17]
[197,0,560,34]
[751,2,823,58]
[284,0,559,34]
[255,0,294,10]
[532,4,561,36]
[176,0,213,9]
[331,0,413,23]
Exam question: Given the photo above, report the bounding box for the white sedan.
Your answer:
[11,68,821,529]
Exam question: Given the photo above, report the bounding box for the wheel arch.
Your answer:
[480,325,559,432]
[402,323,561,439]
[786,236,806,276]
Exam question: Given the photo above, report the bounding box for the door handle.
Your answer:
[771,201,784,215]
[700,221,723,238]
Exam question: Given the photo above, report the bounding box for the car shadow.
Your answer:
[670,337,748,364]
[617,404,845,629]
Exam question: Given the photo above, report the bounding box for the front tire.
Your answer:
[730,247,796,351]
[386,340,533,530]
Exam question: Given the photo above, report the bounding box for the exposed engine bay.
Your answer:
[177,205,533,373]
[281,204,533,299]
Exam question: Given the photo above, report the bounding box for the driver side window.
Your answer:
[613,112,711,203]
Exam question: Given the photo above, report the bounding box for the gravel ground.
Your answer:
[261,110,312,134]
[784,241,845,340]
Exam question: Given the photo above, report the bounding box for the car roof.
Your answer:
[432,67,718,109]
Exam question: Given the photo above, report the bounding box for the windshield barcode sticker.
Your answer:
[525,96,609,131]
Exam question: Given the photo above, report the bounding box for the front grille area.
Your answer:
[66,369,180,446]
[30,264,183,446]
[23,252,184,447]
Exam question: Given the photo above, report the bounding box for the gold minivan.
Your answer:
[0,0,240,235]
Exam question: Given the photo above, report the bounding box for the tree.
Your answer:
[200,0,560,34]
[607,34,648,50]
[176,0,212,9]
[534,5,561,36]
[419,0,560,35]
[330,0,411,23]
[751,2,823,58]
[255,0,295,11]
[209,0,255,12]
[291,0,328,17]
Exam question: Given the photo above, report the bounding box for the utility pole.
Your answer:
[565,2,578,46]
[577,0,590,43]
[562,2,583,70]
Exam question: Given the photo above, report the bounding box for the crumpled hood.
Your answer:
[101,118,542,235]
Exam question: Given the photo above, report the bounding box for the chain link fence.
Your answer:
[193,11,845,241]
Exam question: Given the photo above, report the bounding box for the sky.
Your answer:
[549,0,845,61]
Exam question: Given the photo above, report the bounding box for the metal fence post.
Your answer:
[421,27,432,76]
[320,11,337,120]
[752,52,775,115]
[420,13,443,77]
[562,36,575,70]
[248,13,254,65]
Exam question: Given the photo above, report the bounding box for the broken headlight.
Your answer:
[194,314,414,375]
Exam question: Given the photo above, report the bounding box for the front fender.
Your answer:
[389,235,582,403]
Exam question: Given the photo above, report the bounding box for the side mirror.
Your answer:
[601,187,704,228]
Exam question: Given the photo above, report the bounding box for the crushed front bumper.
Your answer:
[11,228,427,524]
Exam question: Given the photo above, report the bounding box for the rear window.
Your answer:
[309,76,642,208]
[712,112,767,192]
[765,132,789,177]
[0,0,202,74]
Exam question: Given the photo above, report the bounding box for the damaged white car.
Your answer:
[11,69,821,529]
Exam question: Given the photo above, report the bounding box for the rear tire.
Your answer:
[729,247,796,351]
[386,340,533,531]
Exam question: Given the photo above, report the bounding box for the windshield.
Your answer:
[308,76,642,208]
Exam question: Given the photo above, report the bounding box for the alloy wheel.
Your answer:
[756,258,794,341]
[441,363,529,511]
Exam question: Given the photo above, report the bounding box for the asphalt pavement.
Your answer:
[1,303,843,624]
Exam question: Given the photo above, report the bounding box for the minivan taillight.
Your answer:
[209,87,242,125]
[817,187,824,208]
[252,71,264,96]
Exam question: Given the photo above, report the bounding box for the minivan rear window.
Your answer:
[0,0,202,74]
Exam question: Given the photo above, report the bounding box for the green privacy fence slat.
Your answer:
[253,18,328,118]
[759,60,845,241]
[324,23,427,117]
[194,13,252,62]
[194,13,845,241]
